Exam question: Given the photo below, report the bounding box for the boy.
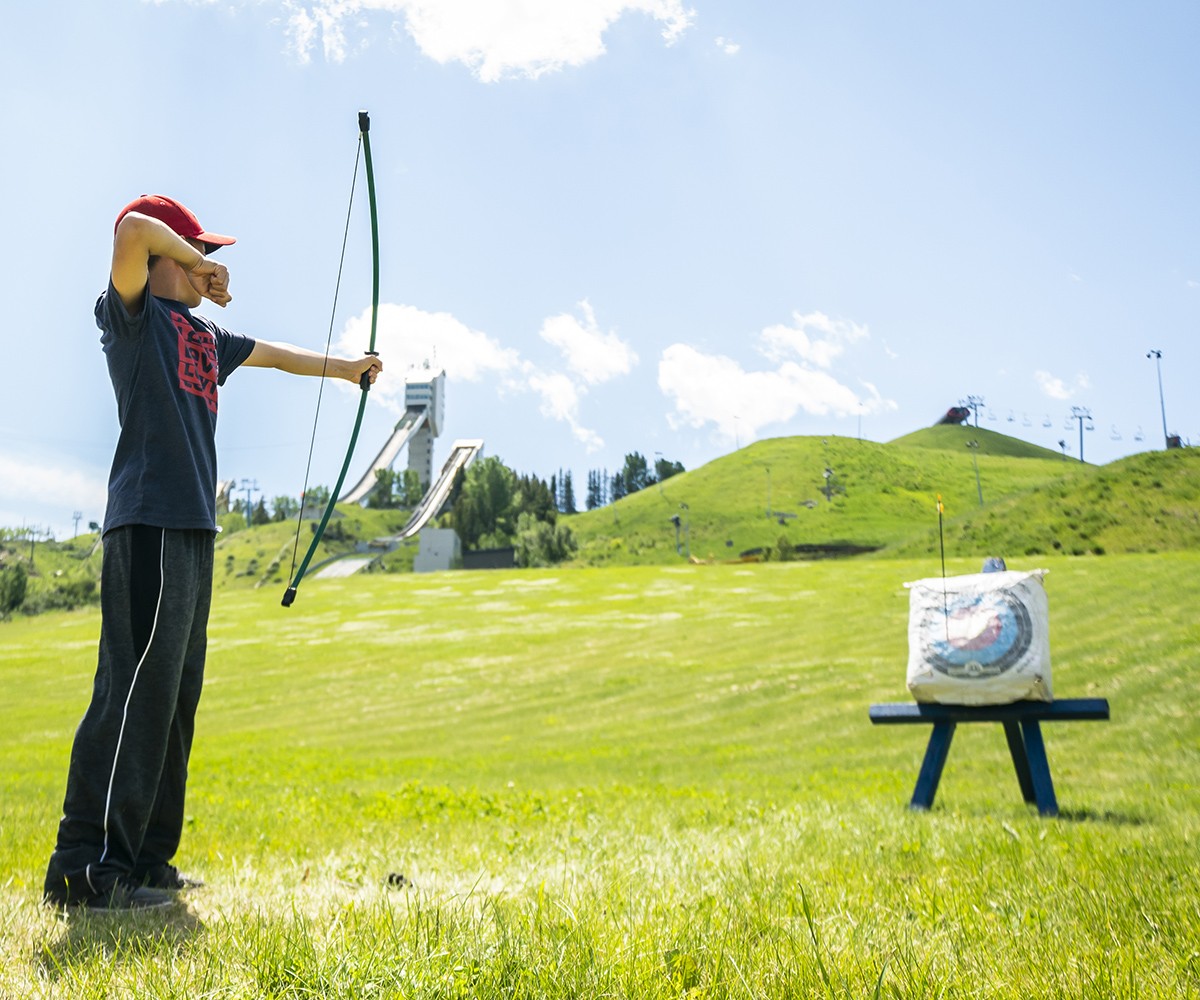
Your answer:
[43,194,382,911]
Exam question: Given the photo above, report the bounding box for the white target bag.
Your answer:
[905,569,1052,706]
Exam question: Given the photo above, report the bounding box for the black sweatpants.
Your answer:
[46,525,213,900]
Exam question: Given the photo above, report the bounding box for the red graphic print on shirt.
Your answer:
[171,310,219,413]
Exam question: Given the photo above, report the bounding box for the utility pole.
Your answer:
[1146,350,1169,449]
[965,395,986,428]
[966,441,983,506]
[1070,406,1093,463]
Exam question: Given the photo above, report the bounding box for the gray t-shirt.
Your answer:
[96,282,254,533]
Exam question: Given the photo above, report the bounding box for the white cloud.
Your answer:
[658,345,876,444]
[0,453,108,534]
[525,369,604,450]
[1034,369,1090,401]
[538,300,637,385]
[333,299,615,449]
[658,311,893,443]
[758,311,869,369]
[715,36,740,55]
[334,302,518,412]
[279,0,696,79]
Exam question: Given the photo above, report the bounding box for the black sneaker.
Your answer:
[136,864,204,892]
[44,875,175,913]
[86,880,176,912]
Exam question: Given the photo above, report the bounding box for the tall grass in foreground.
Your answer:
[2,554,1198,998]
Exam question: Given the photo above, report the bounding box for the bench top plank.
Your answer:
[869,698,1110,725]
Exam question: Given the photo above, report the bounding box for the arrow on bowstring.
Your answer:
[282,109,380,608]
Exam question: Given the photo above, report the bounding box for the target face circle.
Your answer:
[917,590,1034,679]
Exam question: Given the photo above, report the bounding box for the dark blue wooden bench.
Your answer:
[868,698,1110,816]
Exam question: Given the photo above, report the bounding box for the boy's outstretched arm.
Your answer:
[243,340,383,385]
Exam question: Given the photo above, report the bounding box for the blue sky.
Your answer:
[2,1,1197,537]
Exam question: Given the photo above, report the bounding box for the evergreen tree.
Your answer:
[654,456,686,482]
[562,470,577,514]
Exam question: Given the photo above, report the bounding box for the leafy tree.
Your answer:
[514,512,577,567]
[400,469,423,507]
[367,468,397,508]
[271,495,301,522]
[0,562,28,618]
[619,452,651,495]
[452,456,517,549]
[303,485,331,509]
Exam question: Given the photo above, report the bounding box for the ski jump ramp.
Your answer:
[393,439,484,540]
[340,406,429,505]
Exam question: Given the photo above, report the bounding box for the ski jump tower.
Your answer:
[403,366,445,488]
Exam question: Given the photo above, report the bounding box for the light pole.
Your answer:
[966,441,983,506]
[1069,406,1092,463]
[1146,350,1169,449]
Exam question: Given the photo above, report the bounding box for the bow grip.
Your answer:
[360,350,380,391]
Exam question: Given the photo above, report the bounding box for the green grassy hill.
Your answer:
[0,532,101,615]
[890,444,1200,558]
[565,428,1084,564]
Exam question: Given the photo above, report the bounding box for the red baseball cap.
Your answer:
[114,194,236,253]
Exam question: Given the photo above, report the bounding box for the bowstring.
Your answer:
[287,135,364,582]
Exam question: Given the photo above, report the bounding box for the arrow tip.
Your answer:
[358,110,370,133]
[281,586,297,608]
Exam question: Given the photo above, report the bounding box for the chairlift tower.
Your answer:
[1069,406,1093,463]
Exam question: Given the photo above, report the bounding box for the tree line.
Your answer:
[585,452,685,509]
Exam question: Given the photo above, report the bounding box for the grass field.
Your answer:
[2,554,1198,997]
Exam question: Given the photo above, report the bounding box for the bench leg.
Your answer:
[910,721,956,811]
[1020,720,1059,817]
[1004,721,1037,805]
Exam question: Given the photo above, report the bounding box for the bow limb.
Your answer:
[282,110,380,608]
